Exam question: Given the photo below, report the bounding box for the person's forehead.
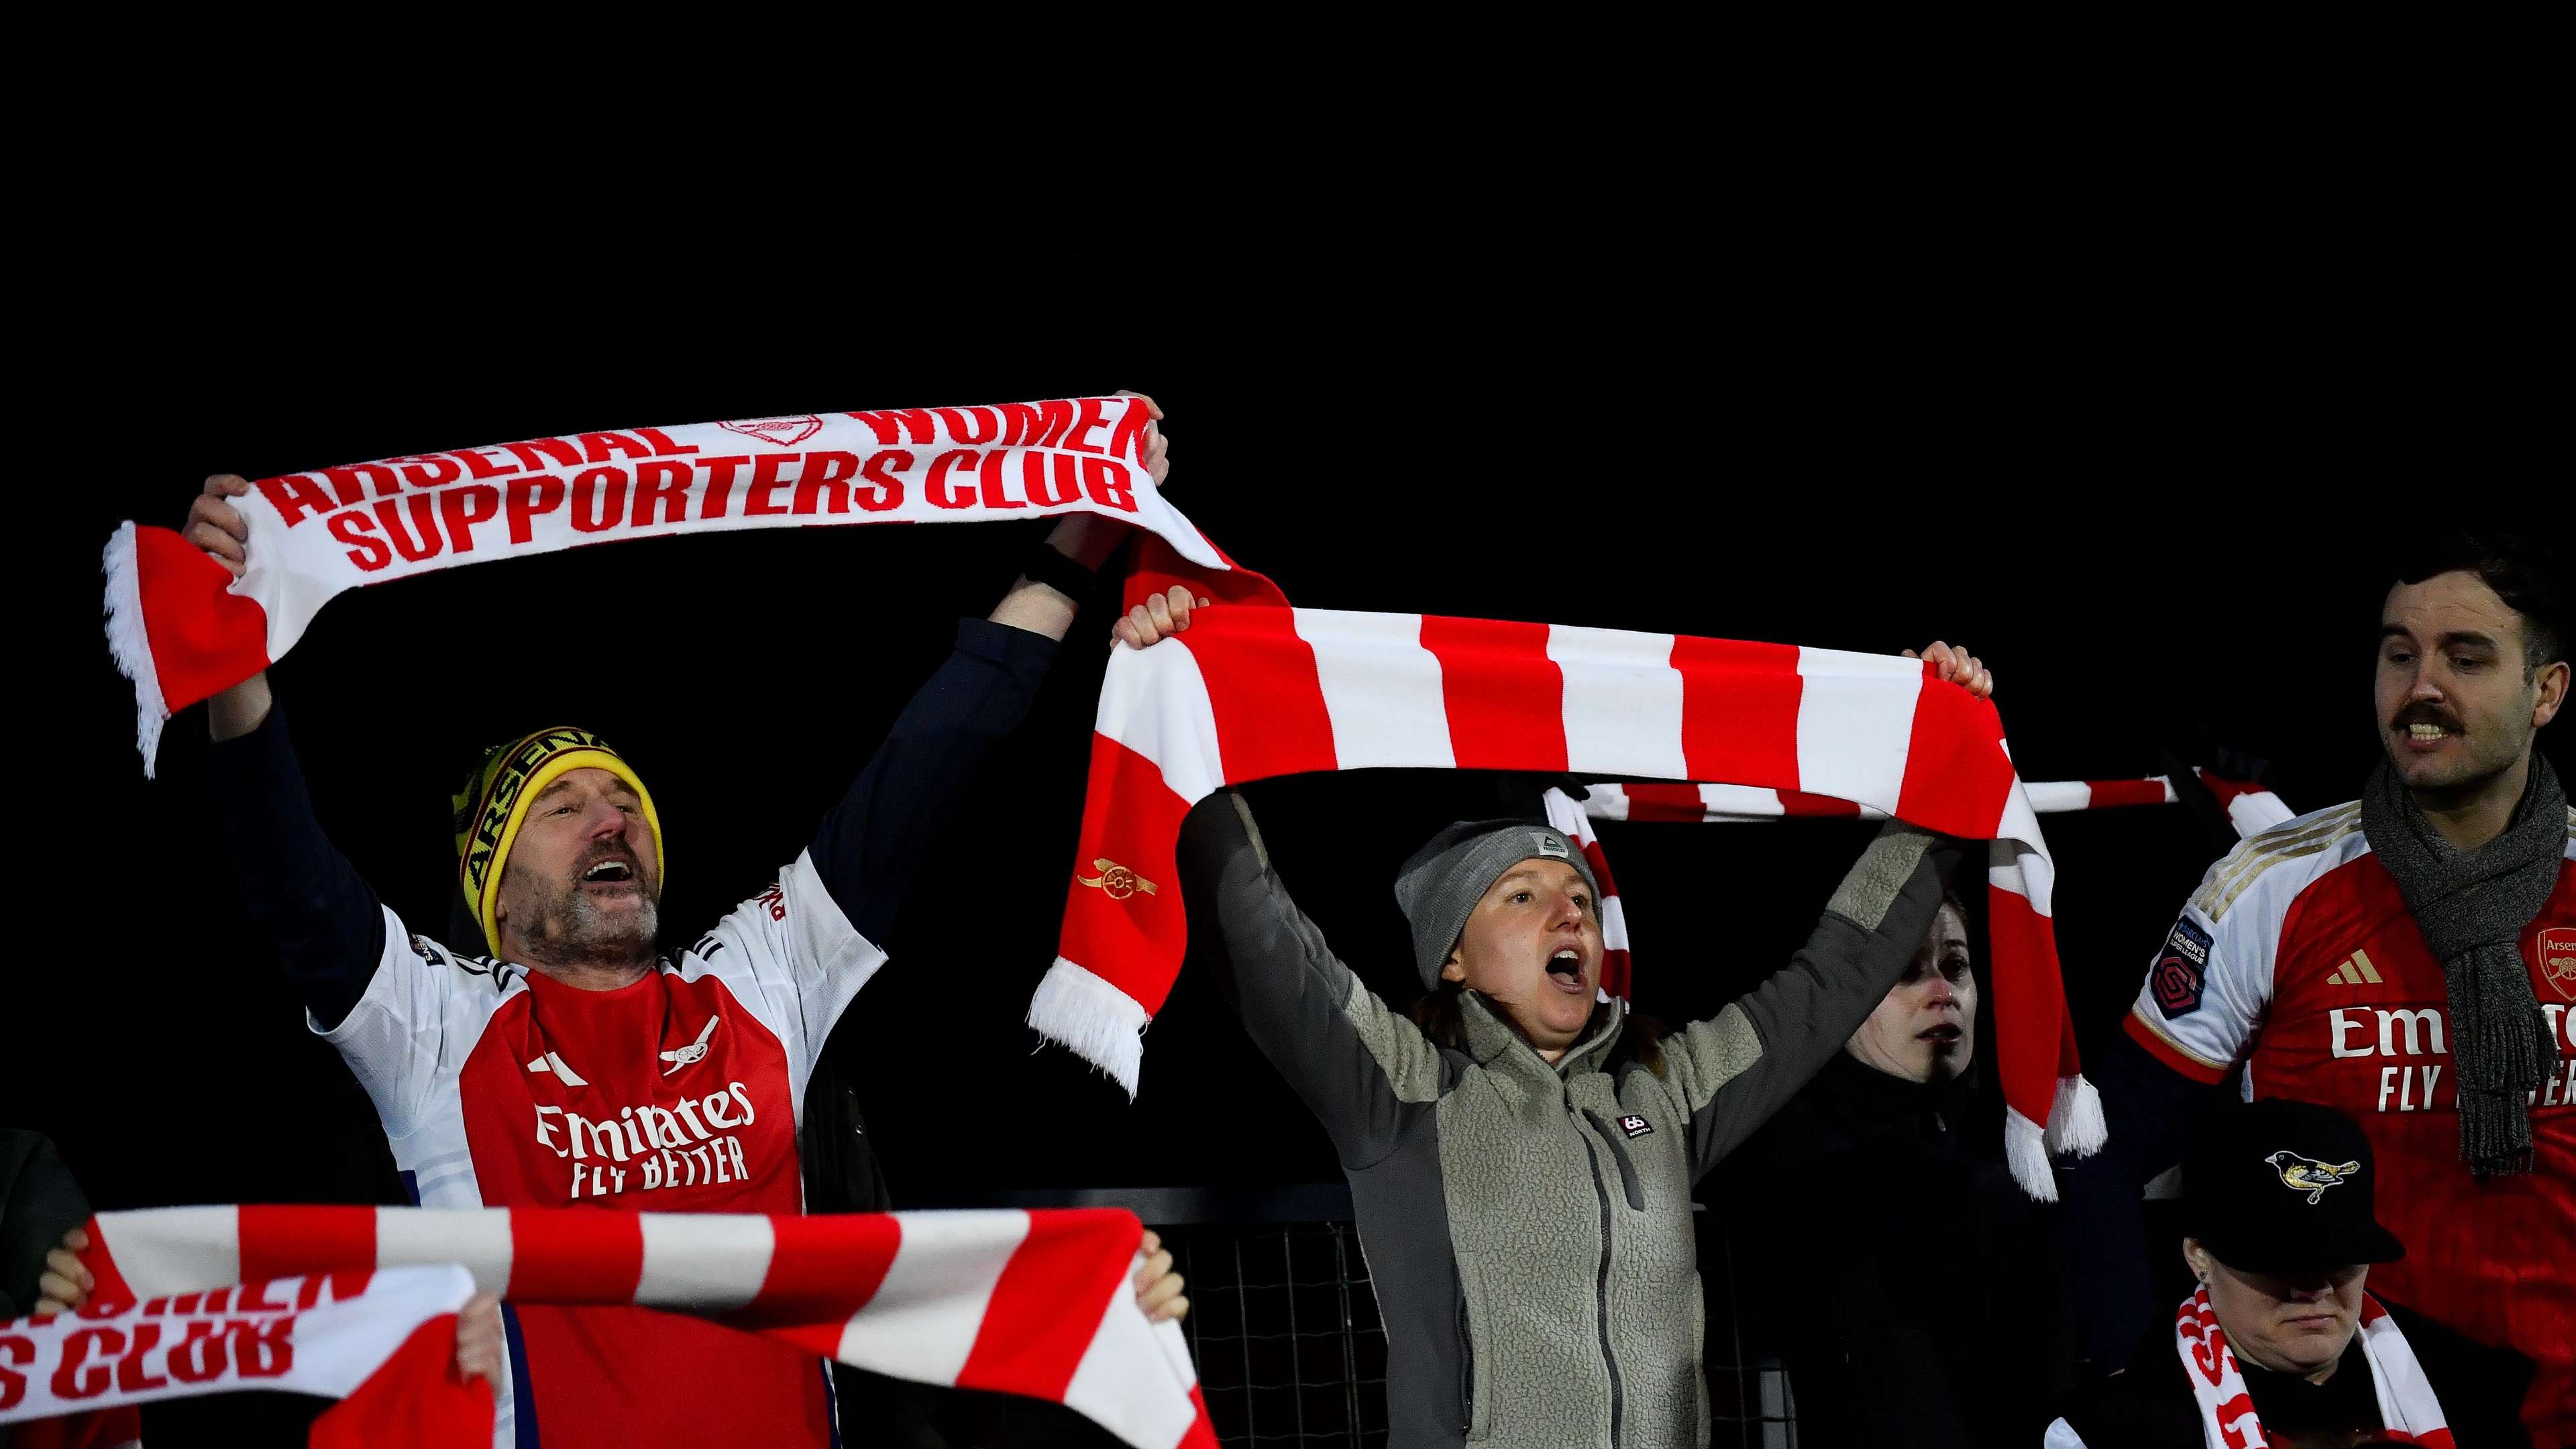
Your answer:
[2382,570,2521,637]
[533,766,635,800]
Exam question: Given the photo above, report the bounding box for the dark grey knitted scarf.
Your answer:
[2360,753,2567,1177]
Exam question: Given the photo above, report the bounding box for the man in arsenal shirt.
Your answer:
[172,400,1198,1448]
[2086,532,2571,1443]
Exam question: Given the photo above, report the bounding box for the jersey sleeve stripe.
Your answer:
[2193,804,2358,912]
[2194,805,2362,920]
[2124,1007,2231,1085]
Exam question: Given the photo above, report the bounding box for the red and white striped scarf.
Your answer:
[1564,770,2293,1001]
[2175,1285,2451,1448]
[38,1205,1213,1449]
[1587,768,2291,834]
[101,398,1251,775]
[1034,588,2100,1199]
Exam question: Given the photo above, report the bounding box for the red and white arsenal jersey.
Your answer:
[2125,801,2576,1439]
[316,849,881,1448]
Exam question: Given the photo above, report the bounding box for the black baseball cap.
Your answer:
[2180,1098,2407,1277]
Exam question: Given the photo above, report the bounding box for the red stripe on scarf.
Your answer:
[1623,784,1714,821]
[507,1205,643,1301]
[307,1311,492,1449]
[1672,636,1801,787]
[1057,735,1195,1016]
[2085,778,2170,808]
[2196,772,2269,808]
[133,525,272,712]
[957,1210,1140,1400]
[1894,666,2017,837]
[1777,790,1861,817]
[1986,883,2066,1128]
[1122,535,1287,614]
[739,1214,902,1328]
[1185,608,1336,782]
[1419,616,1566,770]
[243,1204,374,1281]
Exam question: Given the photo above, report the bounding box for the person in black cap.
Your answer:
[2045,1097,2534,1448]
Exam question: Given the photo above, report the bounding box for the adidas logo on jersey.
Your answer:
[2326,951,2384,987]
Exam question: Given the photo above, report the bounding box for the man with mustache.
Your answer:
[145,398,1199,1448]
[2087,532,2571,1444]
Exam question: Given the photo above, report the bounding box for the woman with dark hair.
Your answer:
[1713,890,2072,1447]
[1172,643,1988,1448]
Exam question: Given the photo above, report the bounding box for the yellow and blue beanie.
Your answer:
[452,726,663,957]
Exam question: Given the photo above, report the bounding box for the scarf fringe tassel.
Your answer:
[2005,1108,2059,1202]
[2046,1073,2108,1157]
[101,521,169,777]
[1028,957,1148,1098]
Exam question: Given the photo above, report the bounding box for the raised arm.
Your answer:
[185,474,387,1030]
[1664,820,1966,1177]
[1177,791,1444,1169]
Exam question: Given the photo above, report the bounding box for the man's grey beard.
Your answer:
[519,881,660,967]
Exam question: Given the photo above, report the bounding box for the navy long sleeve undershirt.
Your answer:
[209,616,1060,1032]
[2053,1028,2229,1375]
[208,700,388,1032]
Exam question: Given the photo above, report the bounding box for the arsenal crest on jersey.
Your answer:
[2538,924,2576,1003]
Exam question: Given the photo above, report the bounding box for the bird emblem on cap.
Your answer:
[2265,1149,2362,1205]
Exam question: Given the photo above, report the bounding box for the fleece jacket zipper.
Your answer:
[1576,1120,1625,1446]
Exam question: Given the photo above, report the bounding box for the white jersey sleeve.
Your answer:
[2125,802,2361,1085]
[684,848,889,1104]
[310,908,525,1142]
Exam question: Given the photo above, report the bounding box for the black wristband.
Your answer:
[1018,541,1098,601]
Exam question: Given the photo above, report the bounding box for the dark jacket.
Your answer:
[1716,1051,2068,1448]
[1181,792,1962,1448]
[2049,1297,2533,1449]
[1,1131,89,1322]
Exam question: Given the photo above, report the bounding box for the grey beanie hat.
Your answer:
[1393,818,1601,990]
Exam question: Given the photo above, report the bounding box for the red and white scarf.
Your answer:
[1034,596,2100,1199]
[101,398,1251,775]
[3,1265,489,1447]
[1586,768,2292,835]
[1546,771,2290,1002]
[2175,1285,2451,1448]
[25,1204,1214,1449]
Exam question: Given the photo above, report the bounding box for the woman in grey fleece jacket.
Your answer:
[1178,791,1966,1449]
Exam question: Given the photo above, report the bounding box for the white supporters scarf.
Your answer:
[7,1205,1213,1449]
[2173,1286,2452,1448]
[1035,588,2102,1201]
[100,398,1249,775]
[1,1265,482,1444]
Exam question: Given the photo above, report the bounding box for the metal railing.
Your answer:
[910,1185,1797,1448]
